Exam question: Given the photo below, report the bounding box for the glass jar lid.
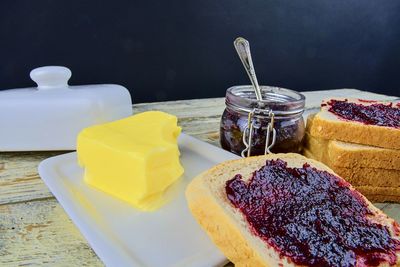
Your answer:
[225,85,305,117]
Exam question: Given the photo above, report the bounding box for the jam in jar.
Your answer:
[220,86,305,156]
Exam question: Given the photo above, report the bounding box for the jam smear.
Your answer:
[327,99,400,128]
[358,99,378,103]
[226,159,400,267]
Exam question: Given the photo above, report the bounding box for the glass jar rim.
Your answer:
[225,85,305,116]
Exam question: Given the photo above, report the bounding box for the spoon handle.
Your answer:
[234,37,263,101]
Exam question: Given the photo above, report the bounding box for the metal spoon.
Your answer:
[234,37,263,101]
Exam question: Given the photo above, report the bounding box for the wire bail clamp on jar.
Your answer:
[241,108,276,158]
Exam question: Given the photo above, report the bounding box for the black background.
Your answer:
[1,0,400,103]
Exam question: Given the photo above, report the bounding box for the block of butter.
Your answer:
[77,111,184,211]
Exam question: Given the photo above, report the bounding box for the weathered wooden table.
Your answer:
[1,89,399,266]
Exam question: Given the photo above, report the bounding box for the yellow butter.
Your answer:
[77,111,184,211]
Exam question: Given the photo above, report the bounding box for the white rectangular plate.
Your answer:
[38,133,240,267]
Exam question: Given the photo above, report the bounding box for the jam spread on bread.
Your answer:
[226,159,400,267]
[327,99,400,128]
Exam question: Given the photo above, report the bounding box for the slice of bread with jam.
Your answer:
[186,153,400,267]
[309,98,400,150]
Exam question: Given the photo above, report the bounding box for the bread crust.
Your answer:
[357,185,400,203]
[185,153,400,266]
[334,166,400,187]
[303,130,400,170]
[186,175,267,267]
[302,148,400,187]
[303,149,400,203]
[309,98,400,150]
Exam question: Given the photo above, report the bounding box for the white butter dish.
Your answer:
[38,133,235,267]
[0,66,133,151]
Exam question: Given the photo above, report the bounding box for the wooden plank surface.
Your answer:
[0,89,399,266]
[0,198,102,266]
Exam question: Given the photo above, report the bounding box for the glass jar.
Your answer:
[220,85,305,157]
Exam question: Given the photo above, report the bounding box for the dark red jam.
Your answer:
[226,159,400,267]
[220,109,304,155]
[358,99,378,103]
[220,86,306,156]
[327,99,400,128]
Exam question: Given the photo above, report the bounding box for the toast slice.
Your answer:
[302,148,400,187]
[303,149,400,202]
[305,114,400,170]
[356,185,400,203]
[186,153,400,267]
[309,98,400,150]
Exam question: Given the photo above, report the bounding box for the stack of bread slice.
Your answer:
[304,98,400,202]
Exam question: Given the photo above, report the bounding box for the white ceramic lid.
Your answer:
[0,66,133,151]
